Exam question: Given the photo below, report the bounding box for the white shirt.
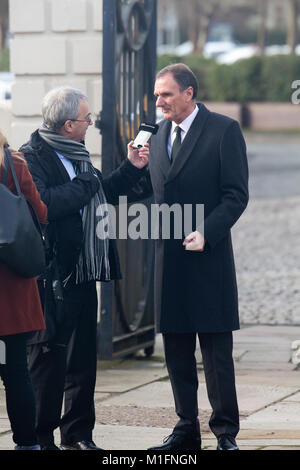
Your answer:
[56,152,77,180]
[168,105,199,159]
[56,152,83,216]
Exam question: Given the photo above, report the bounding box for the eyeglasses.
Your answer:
[70,114,93,124]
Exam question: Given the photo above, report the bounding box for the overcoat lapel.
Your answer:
[32,131,71,184]
[166,103,210,185]
[155,119,172,178]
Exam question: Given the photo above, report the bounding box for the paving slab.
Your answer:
[95,364,169,394]
[92,424,174,451]
[235,361,296,371]
[241,401,300,430]
[0,390,7,421]
[233,429,300,439]
[283,392,300,402]
[98,381,183,408]
[60,426,300,451]
[234,325,300,341]
[98,374,299,417]
[0,416,11,451]
[261,446,300,450]
[2,426,300,451]
[235,369,300,388]
[236,384,298,413]
[238,350,291,363]
[0,420,9,432]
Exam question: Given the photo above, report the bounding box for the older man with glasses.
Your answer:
[19,86,150,451]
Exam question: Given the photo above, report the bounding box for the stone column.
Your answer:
[9,0,103,165]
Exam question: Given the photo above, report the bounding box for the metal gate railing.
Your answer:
[96,0,157,359]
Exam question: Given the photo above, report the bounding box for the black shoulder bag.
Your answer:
[0,147,46,278]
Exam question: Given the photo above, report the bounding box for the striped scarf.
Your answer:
[38,126,111,283]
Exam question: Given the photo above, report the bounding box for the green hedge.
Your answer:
[157,53,300,103]
[0,48,10,71]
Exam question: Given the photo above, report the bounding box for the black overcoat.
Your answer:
[19,130,149,343]
[148,103,249,333]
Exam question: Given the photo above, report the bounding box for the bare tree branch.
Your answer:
[257,0,267,54]
[0,0,9,50]
[287,0,298,52]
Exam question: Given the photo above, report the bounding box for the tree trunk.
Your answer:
[188,1,216,55]
[198,10,214,55]
[287,0,297,53]
[0,0,9,50]
[257,0,267,55]
[188,0,201,53]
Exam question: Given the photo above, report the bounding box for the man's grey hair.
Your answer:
[156,63,199,100]
[42,86,88,131]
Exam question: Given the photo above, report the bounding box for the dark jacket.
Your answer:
[0,151,47,336]
[147,103,249,333]
[19,129,150,343]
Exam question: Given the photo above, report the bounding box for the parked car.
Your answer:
[217,43,300,64]
[172,40,237,59]
[0,72,14,100]
[216,44,259,64]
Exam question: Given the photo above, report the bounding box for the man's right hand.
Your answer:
[75,172,100,194]
[183,231,205,252]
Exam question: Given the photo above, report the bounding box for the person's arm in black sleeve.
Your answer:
[99,159,153,205]
[203,120,249,249]
[24,153,100,221]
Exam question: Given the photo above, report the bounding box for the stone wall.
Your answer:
[0,100,12,142]
[203,102,242,125]
[9,0,103,164]
[203,102,300,131]
[247,103,300,131]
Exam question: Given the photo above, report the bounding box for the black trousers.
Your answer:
[0,333,38,446]
[28,281,98,446]
[163,331,239,438]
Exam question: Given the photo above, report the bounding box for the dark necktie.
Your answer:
[170,126,182,163]
[72,161,81,175]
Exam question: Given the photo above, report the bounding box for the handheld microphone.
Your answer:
[132,123,159,148]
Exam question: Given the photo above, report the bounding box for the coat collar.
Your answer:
[22,129,71,184]
[155,119,172,177]
[155,103,210,184]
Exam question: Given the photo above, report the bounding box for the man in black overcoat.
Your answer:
[20,86,149,450]
[146,64,249,451]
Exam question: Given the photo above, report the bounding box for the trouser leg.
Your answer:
[28,342,67,446]
[199,332,239,437]
[60,281,98,444]
[0,333,38,446]
[163,333,200,437]
[28,282,82,446]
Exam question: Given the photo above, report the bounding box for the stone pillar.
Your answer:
[9,0,103,164]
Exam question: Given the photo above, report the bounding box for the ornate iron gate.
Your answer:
[96,0,157,359]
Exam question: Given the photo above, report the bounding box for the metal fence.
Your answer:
[96,0,157,359]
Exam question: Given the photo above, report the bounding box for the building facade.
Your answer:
[9,0,103,164]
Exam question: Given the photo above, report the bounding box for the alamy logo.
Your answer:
[291,80,300,104]
[95,196,204,241]
[0,340,5,365]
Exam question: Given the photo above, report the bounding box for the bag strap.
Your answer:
[1,147,9,184]
[4,147,22,195]
[3,146,46,244]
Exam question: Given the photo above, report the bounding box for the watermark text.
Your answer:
[291,80,300,104]
[0,340,5,365]
[95,196,204,241]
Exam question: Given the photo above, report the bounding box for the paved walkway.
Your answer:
[233,132,300,326]
[1,325,300,451]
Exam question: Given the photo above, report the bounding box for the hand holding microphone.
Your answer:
[127,122,158,169]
